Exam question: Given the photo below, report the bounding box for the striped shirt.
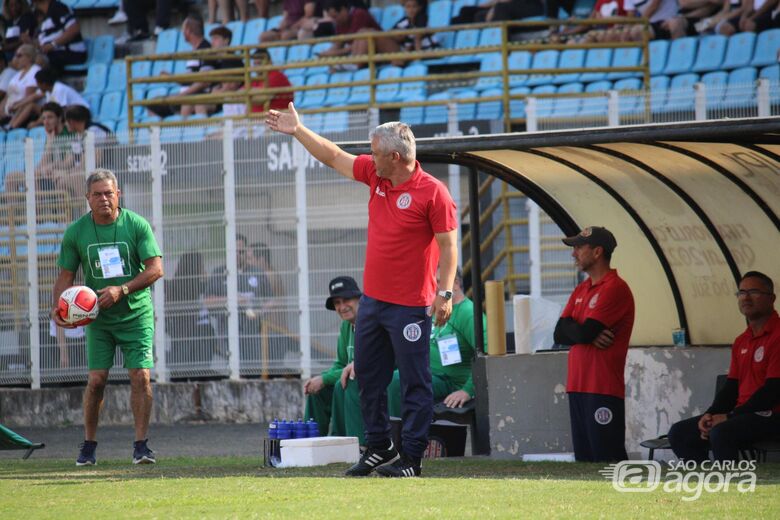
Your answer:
[37,1,87,55]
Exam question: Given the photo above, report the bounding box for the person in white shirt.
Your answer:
[0,53,19,104]
[9,67,88,128]
[623,0,688,40]
[0,43,41,127]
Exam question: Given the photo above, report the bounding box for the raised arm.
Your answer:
[266,102,356,179]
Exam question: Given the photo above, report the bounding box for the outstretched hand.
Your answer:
[265,102,300,135]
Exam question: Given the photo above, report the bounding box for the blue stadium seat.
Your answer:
[478,27,502,47]
[721,32,756,70]
[99,90,124,121]
[6,128,28,142]
[347,68,371,105]
[146,86,169,100]
[152,60,174,77]
[751,28,780,67]
[381,5,405,31]
[579,48,613,83]
[244,17,267,44]
[526,50,559,87]
[613,77,643,114]
[649,40,669,76]
[131,60,152,79]
[400,96,425,125]
[89,34,114,65]
[579,80,612,116]
[701,70,728,107]
[321,111,350,133]
[448,29,481,63]
[288,75,305,106]
[303,112,323,133]
[182,114,207,142]
[428,0,453,28]
[287,44,312,63]
[663,73,698,112]
[173,59,189,75]
[509,51,532,87]
[376,66,404,103]
[759,64,779,104]
[692,35,727,73]
[529,85,556,118]
[723,66,758,108]
[161,115,183,143]
[226,21,245,45]
[453,88,478,120]
[298,73,329,108]
[83,92,102,117]
[650,75,670,112]
[554,48,585,84]
[435,31,455,50]
[83,63,108,94]
[324,71,353,106]
[551,82,584,117]
[156,28,179,54]
[424,92,451,123]
[663,37,698,76]
[608,47,642,80]
[474,52,504,91]
[106,61,127,92]
[269,46,287,66]
[400,63,428,99]
[369,7,383,26]
[266,15,283,31]
[28,126,47,144]
[477,88,503,120]
[177,30,192,52]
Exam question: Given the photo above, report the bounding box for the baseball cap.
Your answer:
[325,276,362,310]
[561,226,617,254]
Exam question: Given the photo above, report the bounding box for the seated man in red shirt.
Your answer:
[317,0,399,66]
[668,271,780,462]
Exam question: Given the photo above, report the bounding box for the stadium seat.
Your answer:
[99,90,124,121]
[662,73,698,112]
[302,112,323,133]
[131,60,152,79]
[478,27,502,48]
[182,114,207,142]
[381,5,405,31]
[608,47,642,80]
[152,60,174,77]
[266,15,283,31]
[6,128,28,142]
[268,46,287,66]
[428,0,453,28]
[551,82,584,117]
[700,70,727,107]
[751,28,780,67]
[375,66,404,103]
[156,28,179,54]
[613,77,643,114]
[177,30,192,53]
[476,88,503,120]
[579,80,612,116]
[83,63,108,94]
[509,51,532,87]
[526,50,559,87]
[64,37,91,73]
[244,17,267,44]
[400,63,428,99]
[83,92,102,117]
[435,31,455,50]
[529,85,556,118]
[579,48,613,83]
[226,21,245,45]
[321,111,350,134]
[106,61,128,93]
[89,34,114,65]
[324,72,353,106]
[721,32,756,70]
[424,92,451,124]
[474,52,504,91]
[650,75,670,112]
[287,44,312,63]
[649,39,669,76]
[369,7,383,26]
[400,96,425,125]
[347,68,371,105]
[723,66,758,108]
[288,75,305,106]
[759,64,779,104]
[554,48,585,85]
[161,116,183,143]
[663,37,698,76]
[298,73,329,108]
[453,88,478,120]
[28,126,47,144]
[448,29,481,63]
[692,34,727,73]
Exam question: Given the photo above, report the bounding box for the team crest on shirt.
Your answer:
[403,323,422,342]
[594,407,613,425]
[754,346,765,363]
[589,293,599,309]
[396,193,412,209]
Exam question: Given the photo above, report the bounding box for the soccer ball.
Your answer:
[58,286,99,326]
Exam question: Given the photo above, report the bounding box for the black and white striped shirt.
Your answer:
[37,1,87,55]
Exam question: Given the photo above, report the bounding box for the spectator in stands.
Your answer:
[0,53,18,104]
[318,0,398,66]
[1,0,37,63]
[249,48,293,112]
[554,0,628,43]
[209,0,269,24]
[31,0,87,73]
[57,105,113,196]
[260,0,319,42]
[304,276,365,443]
[9,67,87,129]
[452,0,544,23]
[733,0,780,32]
[180,15,213,117]
[668,271,780,462]
[623,0,688,41]
[392,0,439,54]
[387,268,487,416]
[107,0,128,26]
[693,0,749,35]
[0,43,41,128]
[124,0,173,41]
[209,26,245,121]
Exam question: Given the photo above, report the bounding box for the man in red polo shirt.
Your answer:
[554,226,635,462]
[266,102,458,478]
[669,271,780,461]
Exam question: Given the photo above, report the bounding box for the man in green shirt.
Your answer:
[304,276,365,445]
[51,169,163,466]
[388,268,487,416]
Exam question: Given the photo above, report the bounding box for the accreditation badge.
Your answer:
[437,335,461,366]
[98,245,124,278]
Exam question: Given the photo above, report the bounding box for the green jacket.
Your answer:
[320,320,355,387]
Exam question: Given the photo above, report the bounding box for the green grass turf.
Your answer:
[1,457,779,519]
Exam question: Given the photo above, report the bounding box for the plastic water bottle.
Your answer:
[293,419,307,439]
[277,420,292,440]
[268,419,278,439]
[307,419,320,438]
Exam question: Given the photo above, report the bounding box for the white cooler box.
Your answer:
[278,436,360,468]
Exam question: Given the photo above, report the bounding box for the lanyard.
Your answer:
[91,208,119,244]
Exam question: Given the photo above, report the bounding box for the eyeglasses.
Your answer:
[735,289,774,297]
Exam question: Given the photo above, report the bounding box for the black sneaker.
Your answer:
[76,440,97,466]
[344,440,400,476]
[376,453,422,478]
[132,439,156,464]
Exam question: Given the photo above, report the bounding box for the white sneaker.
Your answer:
[108,10,128,25]
[154,26,164,37]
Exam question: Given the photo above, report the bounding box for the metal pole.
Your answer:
[607,91,619,127]
[527,199,542,298]
[223,120,241,380]
[447,103,462,257]
[149,127,168,383]
[757,79,770,118]
[294,138,312,379]
[526,97,537,133]
[468,167,484,356]
[694,82,707,121]
[24,138,40,389]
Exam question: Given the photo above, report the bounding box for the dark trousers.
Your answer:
[568,392,628,462]
[126,0,173,34]
[668,413,780,462]
[354,295,432,458]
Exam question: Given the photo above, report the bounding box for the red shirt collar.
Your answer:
[748,310,780,339]
[588,268,618,288]
[384,161,422,191]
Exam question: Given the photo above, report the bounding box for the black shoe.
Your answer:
[76,440,97,466]
[344,440,399,476]
[132,439,156,464]
[376,453,422,478]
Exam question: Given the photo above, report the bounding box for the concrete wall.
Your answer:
[477,346,731,459]
[0,380,304,428]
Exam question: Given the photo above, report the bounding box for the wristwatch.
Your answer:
[121,284,130,296]
[437,289,453,301]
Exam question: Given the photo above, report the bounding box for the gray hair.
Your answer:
[86,169,118,193]
[16,43,37,62]
[369,122,416,163]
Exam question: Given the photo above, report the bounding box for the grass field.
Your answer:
[1,457,779,519]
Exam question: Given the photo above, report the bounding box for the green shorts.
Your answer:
[86,321,155,370]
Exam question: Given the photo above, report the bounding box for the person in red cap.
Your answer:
[554,226,635,462]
